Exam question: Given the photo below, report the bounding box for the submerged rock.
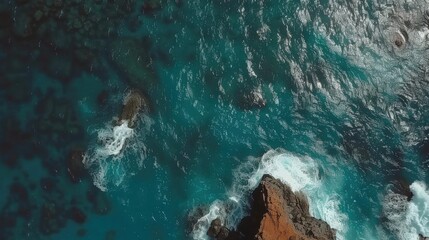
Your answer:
[87,187,111,215]
[142,0,165,15]
[44,54,73,81]
[110,38,157,89]
[97,90,109,106]
[67,206,87,224]
[35,94,83,145]
[236,87,266,110]
[77,228,87,237]
[39,202,66,235]
[0,72,33,103]
[218,174,335,240]
[67,149,87,183]
[105,230,117,240]
[13,11,33,38]
[40,177,56,192]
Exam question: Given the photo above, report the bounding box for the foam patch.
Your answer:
[83,121,144,191]
[191,149,348,240]
[383,181,429,239]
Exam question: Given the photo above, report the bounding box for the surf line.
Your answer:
[83,90,149,191]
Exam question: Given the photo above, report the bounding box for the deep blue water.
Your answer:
[1,0,429,239]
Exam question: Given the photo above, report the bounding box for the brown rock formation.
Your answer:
[207,218,231,240]
[119,90,149,128]
[210,174,335,240]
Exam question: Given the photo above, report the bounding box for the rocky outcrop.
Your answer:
[119,90,149,128]
[207,218,231,240]
[209,174,335,240]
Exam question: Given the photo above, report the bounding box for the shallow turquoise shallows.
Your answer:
[1,0,429,239]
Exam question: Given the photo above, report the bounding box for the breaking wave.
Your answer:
[191,149,347,240]
[383,181,429,239]
[83,119,147,191]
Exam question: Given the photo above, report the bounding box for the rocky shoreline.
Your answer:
[207,174,335,240]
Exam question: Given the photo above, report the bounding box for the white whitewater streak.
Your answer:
[83,121,135,191]
[245,149,348,239]
[299,0,429,123]
[384,181,429,239]
[247,150,321,192]
[192,201,226,240]
[191,149,348,240]
[409,182,429,237]
[97,121,134,156]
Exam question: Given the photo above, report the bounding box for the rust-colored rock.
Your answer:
[221,174,335,240]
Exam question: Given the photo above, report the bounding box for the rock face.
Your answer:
[119,90,149,128]
[207,218,230,240]
[211,174,335,240]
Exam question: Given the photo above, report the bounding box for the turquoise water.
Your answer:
[1,0,429,239]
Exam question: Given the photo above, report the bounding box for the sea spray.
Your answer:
[191,149,348,240]
[83,121,135,191]
[192,200,227,240]
[383,181,429,239]
[83,90,149,191]
[98,121,134,156]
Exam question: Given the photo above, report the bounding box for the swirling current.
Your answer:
[1,0,429,239]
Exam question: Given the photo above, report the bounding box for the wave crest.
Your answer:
[83,120,146,191]
[191,149,347,240]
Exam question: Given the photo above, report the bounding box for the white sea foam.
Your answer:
[83,120,146,191]
[192,201,226,240]
[384,181,429,239]
[191,149,348,240]
[247,150,321,192]
[246,149,347,239]
[97,121,134,156]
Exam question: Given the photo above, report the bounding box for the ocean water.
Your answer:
[1,0,429,239]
